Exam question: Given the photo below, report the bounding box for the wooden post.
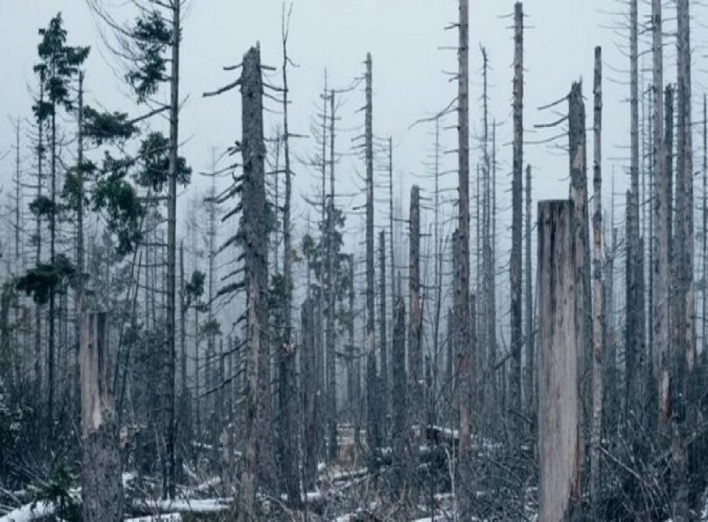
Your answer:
[81,312,123,522]
[537,200,580,522]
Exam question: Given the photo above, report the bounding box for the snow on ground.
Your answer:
[125,515,182,522]
[134,497,230,513]
[0,500,54,522]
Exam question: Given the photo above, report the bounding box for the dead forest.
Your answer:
[2,0,708,520]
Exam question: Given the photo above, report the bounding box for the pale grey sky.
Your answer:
[1,0,701,264]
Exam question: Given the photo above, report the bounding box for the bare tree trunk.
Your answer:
[590,46,604,518]
[457,0,472,516]
[81,312,123,522]
[537,200,581,522]
[626,0,642,446]
[703,95,707,368]
[364,52,380,467]
[379,230,389,444]
[407,186,421,505]
[652,0,669,435]
[525,164,535,424]
[74,73,85,415]
[673,1,693,517]
[302,297,317,491]
[390,292,407,497]
[238,45,268,522]
[163,0,181,499]
[279,9,300,506]
[326,89,338,464]
[510,1,524,443]
[569,83,589,486]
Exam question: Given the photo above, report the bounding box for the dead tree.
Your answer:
[537,200,581,522]
[456,0,472,517]
[624,0,647,444]
[326,89,338,464]
[703,95,707,365]
[652,0,670,435]
[409,185,422,429]
[81,312,123,522]
[524,164,535,423]
[590,46,604,517]
[302,296,317,491]
[379,229,389,443]
[364,52,380,465]
[391,292,407,496]
[673,0,693,517]
[279,7,300,505]
[569,82,589,464]
[510,1,524,443]
[238,45,269,522]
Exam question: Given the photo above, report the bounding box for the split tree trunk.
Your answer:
[537,200,581,522]
[81,312,123,522]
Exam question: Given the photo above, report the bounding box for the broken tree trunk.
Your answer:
[81,312,123,522]
[537,200,581,522]
[569,81,589,475]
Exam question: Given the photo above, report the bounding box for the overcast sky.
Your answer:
[1,0,703,264]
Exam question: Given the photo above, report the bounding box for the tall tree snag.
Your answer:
[510,0,524,442]
[569,81,589,465]
[456,0,472,517]
[537,200,581,522]
[364,52,379,465]
[652,0,669,434]
[237,45,268,522]
[590,46,604,517]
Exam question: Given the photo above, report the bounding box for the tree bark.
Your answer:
[163,0,181,499]
[525,164,535,423]
[81,312,123,522]
[537,200,581,522]
[510,1,524,443]
[408,185,421,432]
[457,0,472,516]
[590,46,604,518]
[652,0,670,435]
[279,11,300,506]
[364,52,380,467]
[379,230,389,444]
[238,45,268,522]
[390,293,407,497]
[569,82,589,478]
